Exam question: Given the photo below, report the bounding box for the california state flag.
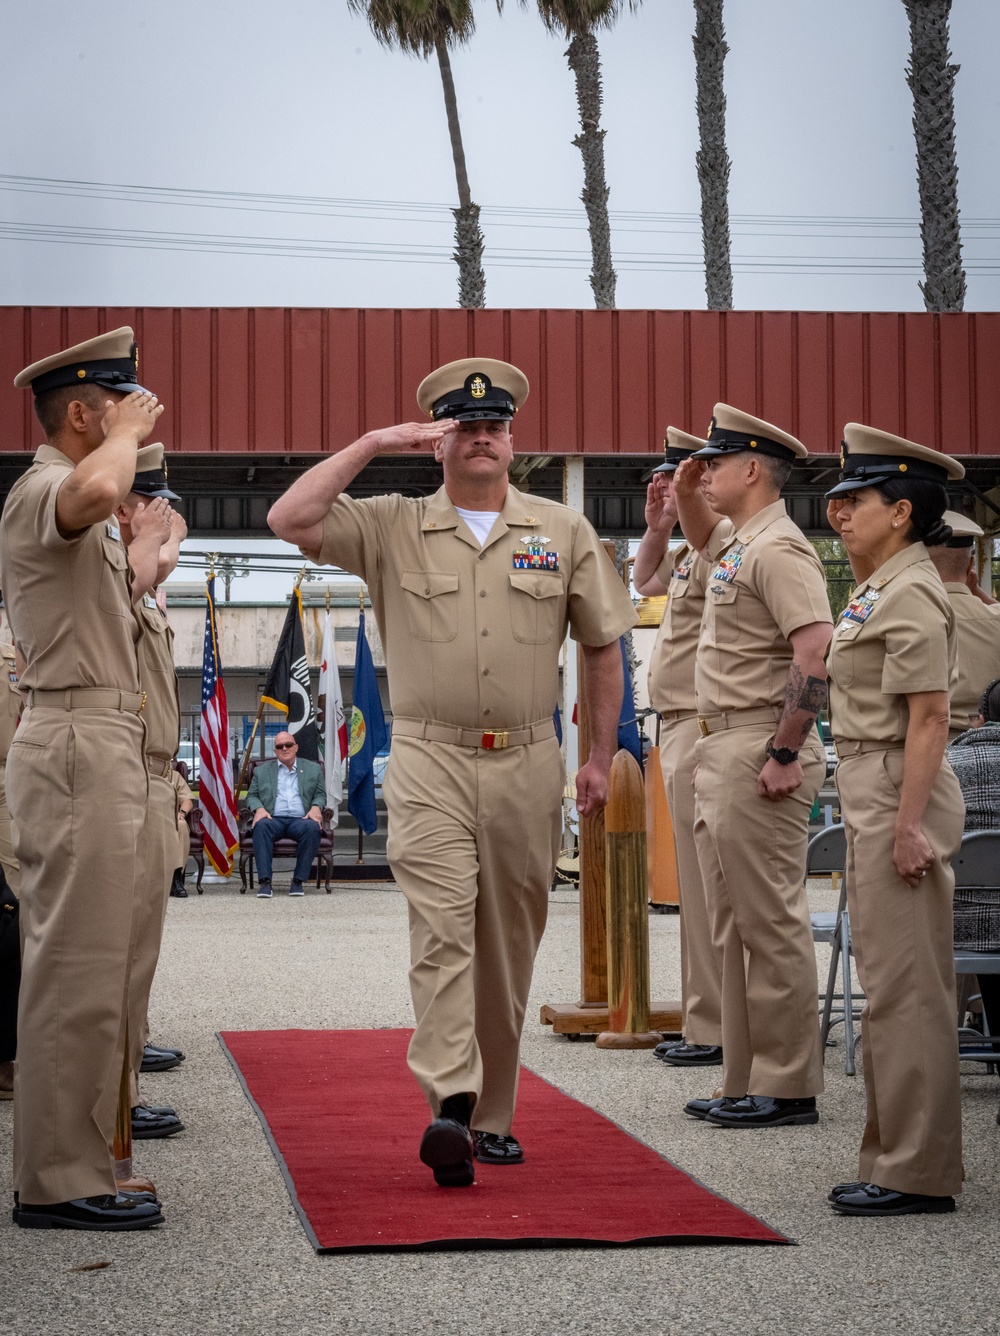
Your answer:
[318,611,348,824]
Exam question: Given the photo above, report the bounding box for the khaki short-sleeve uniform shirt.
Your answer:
[647,542,709,714]
[303,483,637,730]
[943,584,1000,732]
[0,643,22,761]
[828,544,956,742]
[137,595,181,760]
[696,500,833,715]
[0,446,141,692]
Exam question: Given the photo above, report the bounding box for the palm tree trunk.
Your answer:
[693,0,733,311]
[567,31,617,309]
[435,34,486,308]
[903,0,966,312]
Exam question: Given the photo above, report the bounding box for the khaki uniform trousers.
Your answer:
[694,723,825,1099]
[0,762,21,895]
[837,748,964,1196]
[383,733,564,1135]
[127,769,177,1107]
[8,705,146,1204]
[658,714,721,1045]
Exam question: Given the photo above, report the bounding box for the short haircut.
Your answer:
[33,382,106,437]
[759,454,793,491]
[980,677,1000,724]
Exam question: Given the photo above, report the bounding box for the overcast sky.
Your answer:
[6,1,999,601]
[3,0,999,313]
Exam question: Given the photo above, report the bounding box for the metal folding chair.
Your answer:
[952,830,1000,1084]
[807,823,863,1075]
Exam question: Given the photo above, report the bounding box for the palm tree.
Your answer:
[902,0,966,311]
[349,0,486,307]
[692,0,733,310]
[519,1,642,309]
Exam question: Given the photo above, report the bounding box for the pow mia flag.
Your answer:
[261,588,320,761]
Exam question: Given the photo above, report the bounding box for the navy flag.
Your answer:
[261,588,320,761]
[617,636,642,766]
[347,612,388,836]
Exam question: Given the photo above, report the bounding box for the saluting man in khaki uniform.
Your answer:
[112,444,188,1140]
[673,405,833,1127]
[269,359,636,1188]
[1,328,165,1231]
[825,426,965,1217]
[0,637,23,895]
[925,512,1000,738]
[634,428,722,1068]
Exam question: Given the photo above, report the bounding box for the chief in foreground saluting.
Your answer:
[269,358,636,1187]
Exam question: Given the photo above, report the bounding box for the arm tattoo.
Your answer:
[783,663,829,741]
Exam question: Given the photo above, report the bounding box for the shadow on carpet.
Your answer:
[219,1028,790,1254]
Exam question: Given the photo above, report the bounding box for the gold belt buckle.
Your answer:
[481,730,509,750]
[139,692,147,713]
[698,718,711,737]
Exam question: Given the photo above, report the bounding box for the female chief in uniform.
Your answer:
[825,424,966,1218]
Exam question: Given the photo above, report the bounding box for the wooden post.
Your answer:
[596,750,662,1049]
[113,1024,156,1196]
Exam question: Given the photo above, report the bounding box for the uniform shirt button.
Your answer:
[481,628,488,636]
[478,552,486,561]
[483,708,491,716]
[479,590,487,598]
[482,668,489,676]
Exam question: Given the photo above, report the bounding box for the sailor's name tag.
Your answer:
[711,543,745,584]
[143,593,158,610]
[840,588,880,627]
[106,522,121,542]
[513,536,559,571]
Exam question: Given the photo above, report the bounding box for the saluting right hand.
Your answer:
[131,496,173,545]
[101,391,165,443]
[671,457,705,500]
[644,476,679,535]
[368,420,458,455]
[825,499,846,535]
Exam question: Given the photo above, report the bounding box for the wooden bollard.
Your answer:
[113,1024,156,1197]
[596,749,663,1049]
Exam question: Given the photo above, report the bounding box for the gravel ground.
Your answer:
[2,872,997,1336]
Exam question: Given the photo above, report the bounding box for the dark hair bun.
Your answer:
[920,518,953,546]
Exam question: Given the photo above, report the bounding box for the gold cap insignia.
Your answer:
[470,375,486,400]
[77,369,86,379]
[899,463,907,472]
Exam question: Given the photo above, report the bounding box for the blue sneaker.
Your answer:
[256,880,272,899]
[289,881,305,897]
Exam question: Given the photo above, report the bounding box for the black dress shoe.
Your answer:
[831,1183,955,1216]
[828,1180,866,1202]
[131,1106,185,1139]
[661,1043,724,1068]
[653,1039,684,1060]
[140,1044,185,1072]
[169,877,188,899]
[419,1118,475,1187]
[706,1095,819,1127]
[473,1132,524,1164]
[140,1104,178,1118]
[683,1095,745,1121]
[15,1194,164,1231]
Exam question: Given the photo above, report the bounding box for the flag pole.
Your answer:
[356,586,365,865]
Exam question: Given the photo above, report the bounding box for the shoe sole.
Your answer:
[289,892,305,897]
[139,1059,183,1073]
[256,894,272,899]
[420,1123,474,1187]
[831,1198,954,1216]
[15,1210,165,1231]
[707,1111,819,1127]
[661,1054,724,1067]
[132,1122,185,1140]
[473,1150,524,1165]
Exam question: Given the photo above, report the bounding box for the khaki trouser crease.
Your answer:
[693,723,825,1099]
[384,734,563,1136]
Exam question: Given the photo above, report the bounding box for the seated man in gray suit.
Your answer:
[247,731,327,898]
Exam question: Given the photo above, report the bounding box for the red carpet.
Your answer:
[219,1028,789,1253]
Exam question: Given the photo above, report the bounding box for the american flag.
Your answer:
[199,576,238,875]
